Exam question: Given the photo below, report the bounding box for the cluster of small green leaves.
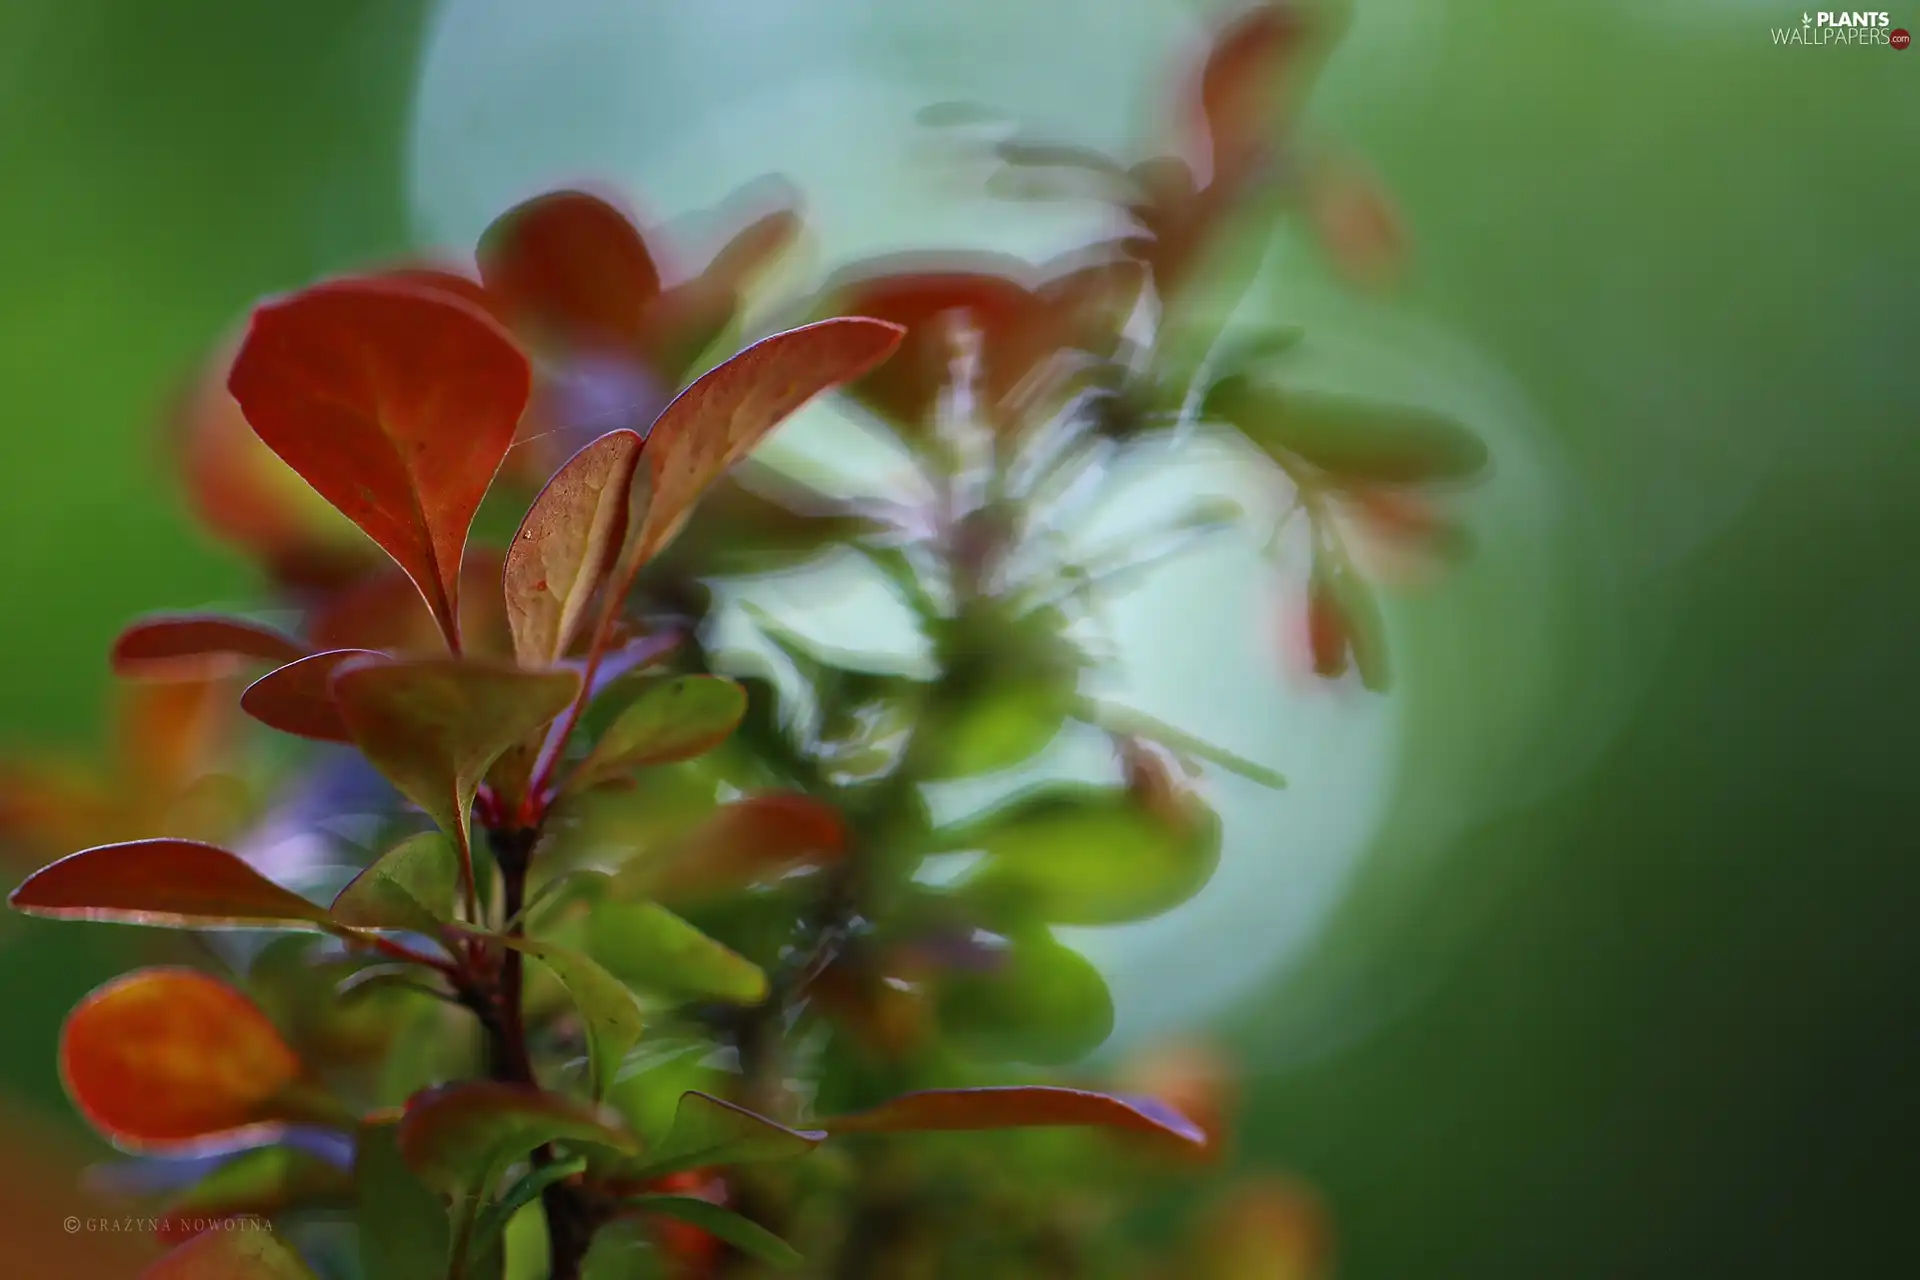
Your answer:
[2,6,1485,1278]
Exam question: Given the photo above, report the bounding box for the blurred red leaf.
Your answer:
[1303,151,1406,289]
[633,792,846,902]
[168,344,373,590]
[479,189,662,356]
[1194,3,1307,183]
[10,838,334,930]
[226,278,531,648]
[111,615,310,678]
[329,657,579,878]
[241,649,386,743]
[60,969,301,1150]
[140,1220,317,1278]
[821,1086,1206,1147]
[504,428,645,667]
[306,551,511,658]
[611,318,903,597]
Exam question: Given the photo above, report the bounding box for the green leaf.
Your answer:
[570,676,748,792]
[937,784,1222,925]
[1074,700,1285,789]
[934,928,1114,1064]
[141,1222,318,1278]
[10,839,334,930]
[331,832,458,934]
[585,900,769,1006]
[467,1156,586,1267]
[625,1091,823,1181]
[330,656,580,872]
[918,605,1083,780]
[1205,375,1487,483]
[822,1086,1205,1146]
[162,1143,351,1222]
[355,1119,451,1280]
[481,932,644,1100]
[397,1082,640,1195]
[618,1195,803,1270]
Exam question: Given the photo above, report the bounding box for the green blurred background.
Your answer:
[1,0,1914,1274]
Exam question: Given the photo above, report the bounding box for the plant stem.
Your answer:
[483,823,600,1280]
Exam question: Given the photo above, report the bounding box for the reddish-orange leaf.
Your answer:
[1304,152,1406,289]
[635,792,846,902]
[504,428,645,667]
[478,190,661,355]
[329,657,579,867]
[226,278,532,647]
[112,615,310,678]
[61,969,301,1150]
[612,318,904,597]
[828,263,1033,435]
[1189,1177,1333,1280]
[1305,576,1349,680]
[373,263,501,320]
[307,551,511,658]
[140,1220,316,1278]
[241,650,387,744]
[821,1086,1206,1146]
[1194,3,1307,182]
[10,839,335,930]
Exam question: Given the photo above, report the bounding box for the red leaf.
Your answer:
[610,318,904,599]
[638,792,846,902]
[10,839,334,930]
[241,650,387,744]
[1305,575,1349,679]
[61,969,301,1150]
[1194,3,1307,181]
[111,615,310,678]
[478,190,661,355]
[226,278,531,648]
[306,551,511,658]
[503,428,645,666]
[821,1086,1206,1147]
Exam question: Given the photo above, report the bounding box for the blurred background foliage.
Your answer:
[0,0,1914,1275]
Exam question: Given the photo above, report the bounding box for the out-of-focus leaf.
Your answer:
[156,1144,352,1240]
[654,464,882,578]
[1189,1177,1333,1280]
[140,1222,317,1279]
[934,929,1114,1065]
[397,1083,638,1195]
[617,1196,802,1270]
[504,428,646,667]
[585,900,768,1006]
[1205,375,1487,483]
[59,969,300,1150]
[483,932,643,1100]
[355,1119,450,1280]
[330,657,579,859]
[622,1092,823,1181]
[609,318,904,593]
[616,793,845,903]
[331,832,457,935]
[307,554,512,658]
[10,839,332,930]
[227,278,531,645]
[919,604,1082,780]
[569,676,746,793]
[937,783,1221,926]
[1304,149,1406,289]
[822,1086,1205,1146]
[1194,3,1308,180]
[240,650,385,744]
[111,615,310,677]
[478,190,661,356]
[169,342,372,589]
